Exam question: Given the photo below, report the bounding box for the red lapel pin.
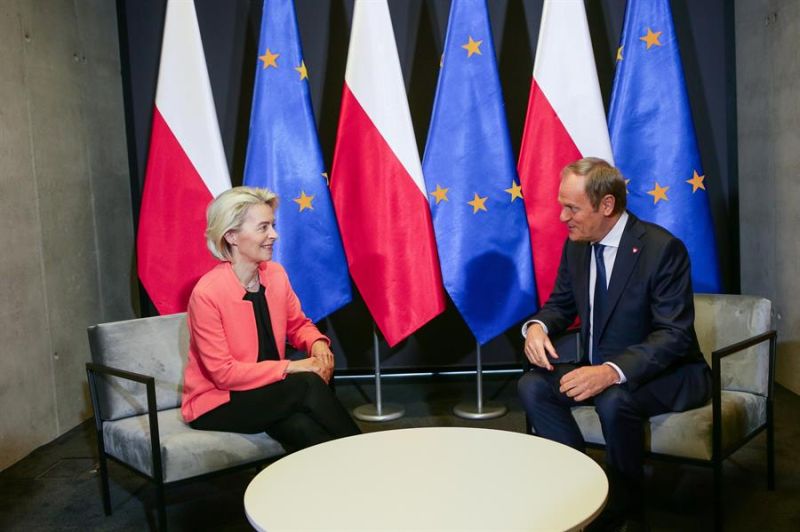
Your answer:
[632,246,640,254]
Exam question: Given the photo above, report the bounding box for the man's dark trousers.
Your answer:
[518,360,711,515]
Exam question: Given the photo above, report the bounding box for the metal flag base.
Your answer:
[453,401,507,420]
[453,340,507,420]
[352,325,405,423]
[353,403,405,422]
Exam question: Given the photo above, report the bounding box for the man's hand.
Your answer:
[559,365,619,401]
[524,323,559,371]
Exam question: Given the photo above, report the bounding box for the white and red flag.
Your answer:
[330,0,445,346]
[519,0,613,304]
[137,0,231,314]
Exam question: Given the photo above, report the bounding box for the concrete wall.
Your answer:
[0,0,134,471]
[737,0,800,394]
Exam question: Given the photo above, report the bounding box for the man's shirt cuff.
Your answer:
[521,320,548,338]
[604,362,627,384]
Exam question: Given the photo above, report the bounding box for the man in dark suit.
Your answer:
[518,158,711,530]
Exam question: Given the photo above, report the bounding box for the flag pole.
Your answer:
[352,323,404,422]
[453,340,507,419]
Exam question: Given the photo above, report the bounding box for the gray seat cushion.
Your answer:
[569,390,767,460]
[103,408,286,483]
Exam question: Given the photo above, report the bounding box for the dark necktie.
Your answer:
[592,243,607,364]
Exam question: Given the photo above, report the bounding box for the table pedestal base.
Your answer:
[353,403,405,422]
[453,400,507,420]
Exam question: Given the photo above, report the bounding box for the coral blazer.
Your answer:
[181,261,328,422]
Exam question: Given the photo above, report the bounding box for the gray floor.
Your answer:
[1,372,798,531]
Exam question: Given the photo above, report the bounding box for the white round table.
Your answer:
[244,427,607,531]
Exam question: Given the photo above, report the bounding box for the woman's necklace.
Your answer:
[243,271,260,292]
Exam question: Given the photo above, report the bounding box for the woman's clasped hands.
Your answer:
[286,340,335,383]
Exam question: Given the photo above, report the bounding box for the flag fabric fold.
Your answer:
[422,0,537,345]
[137,0,231,315]
[609,0,721,292]
[518,0,614,305]
[243,0,352,322]
[330,0,445,347]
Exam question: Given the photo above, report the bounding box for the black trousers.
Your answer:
[190,372,361,451]
[518,361,711,517]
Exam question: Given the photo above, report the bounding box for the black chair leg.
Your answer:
[98,454,112,515]
[767,416,775,490]
[713,461,723,532]
[156,482,167,531]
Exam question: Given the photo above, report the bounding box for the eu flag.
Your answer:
[244,0,351,321]
[422,0,538,345]
[609,0,721,292]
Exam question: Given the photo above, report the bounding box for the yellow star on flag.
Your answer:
[686,170,706,193]
[639,28,663,50]
[616,46,624,61]
[259,48,279,68]
[321,172,329,186]
[293,191,314,211]
[294,60,308,80]
[461,36,483,57]
[504,181,523,201]
[625,178,631,194]
[467,193,488,213]
[430,184,449,204]
[647,182,669,204]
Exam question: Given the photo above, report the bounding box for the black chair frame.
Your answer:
[86,362,280,531]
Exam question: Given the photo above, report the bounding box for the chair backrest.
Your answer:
[88,313,189,421]
[693,294,772,396]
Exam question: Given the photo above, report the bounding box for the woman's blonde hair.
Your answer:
[205,186,278,261]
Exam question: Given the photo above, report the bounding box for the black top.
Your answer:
[242,284,280,361]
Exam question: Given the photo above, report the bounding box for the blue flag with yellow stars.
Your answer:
[609,0,721,292]
[422,0,538,345]
[244,0,351,321]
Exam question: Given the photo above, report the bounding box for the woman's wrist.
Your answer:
[310,339,328,356]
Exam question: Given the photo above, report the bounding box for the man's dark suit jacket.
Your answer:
[533,212,707,392]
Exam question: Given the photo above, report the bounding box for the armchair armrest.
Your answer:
[85,362,165,482]
[86,362,155,385]
[711,330,777,360]
[710,329,777,459]
[710,329,777,395]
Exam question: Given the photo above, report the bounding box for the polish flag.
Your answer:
[519,0,613,304]
[330,0,445,346]
[137,0,231,314]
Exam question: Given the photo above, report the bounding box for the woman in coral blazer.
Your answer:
[181,187,359,450]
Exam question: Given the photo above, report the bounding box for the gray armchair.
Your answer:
[85,313,286,530]
[525,294,777,531]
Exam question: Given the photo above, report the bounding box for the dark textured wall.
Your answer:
[118,0,736,371]
[736,0,800,395]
